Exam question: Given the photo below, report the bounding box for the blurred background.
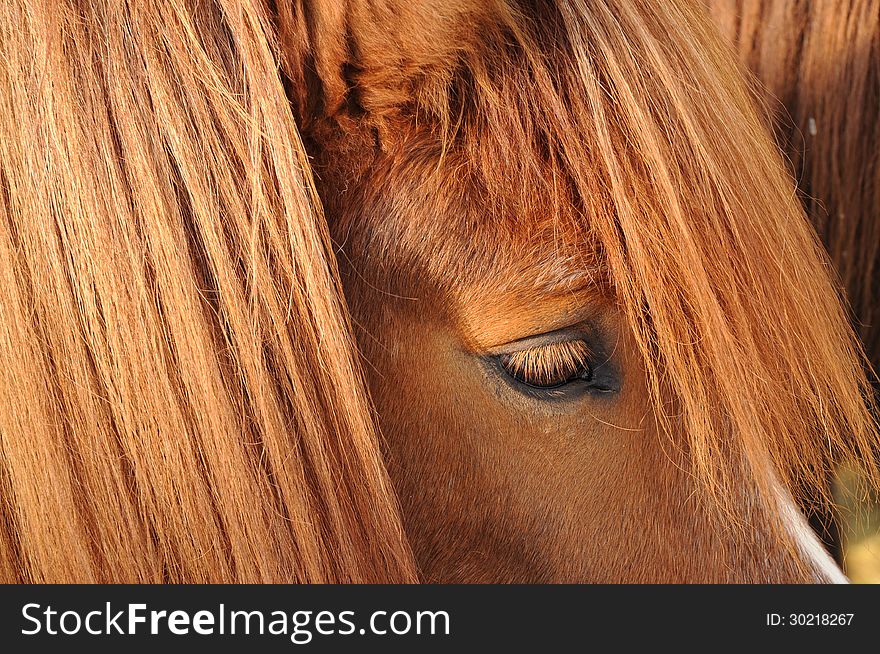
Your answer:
[836,466,880,583]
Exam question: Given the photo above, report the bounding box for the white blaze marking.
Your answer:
[774,482,849,583]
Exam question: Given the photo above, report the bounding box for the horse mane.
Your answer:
[707,0,880,371]
[0,0,877,582]
[0,0,415,582]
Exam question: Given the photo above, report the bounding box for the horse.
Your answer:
[0,0,878,583]
[706,0,880,566]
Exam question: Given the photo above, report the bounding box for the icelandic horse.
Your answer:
[0,0,878,582]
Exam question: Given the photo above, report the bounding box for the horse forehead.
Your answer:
[343,148,598,288]
[375,194,600,304]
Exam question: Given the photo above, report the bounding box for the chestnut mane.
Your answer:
[0,0,877,582]
[0,0,414,582]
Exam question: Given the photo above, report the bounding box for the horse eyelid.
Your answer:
[497,340,594,389]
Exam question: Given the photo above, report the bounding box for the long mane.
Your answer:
[0,0,415,582]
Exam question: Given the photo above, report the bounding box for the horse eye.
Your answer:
[498,339,594,390]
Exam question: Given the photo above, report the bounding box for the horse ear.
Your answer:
[274,0,495,131]
[275,0,349,129]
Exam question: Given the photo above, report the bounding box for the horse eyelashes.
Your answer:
[498,340,594,390]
